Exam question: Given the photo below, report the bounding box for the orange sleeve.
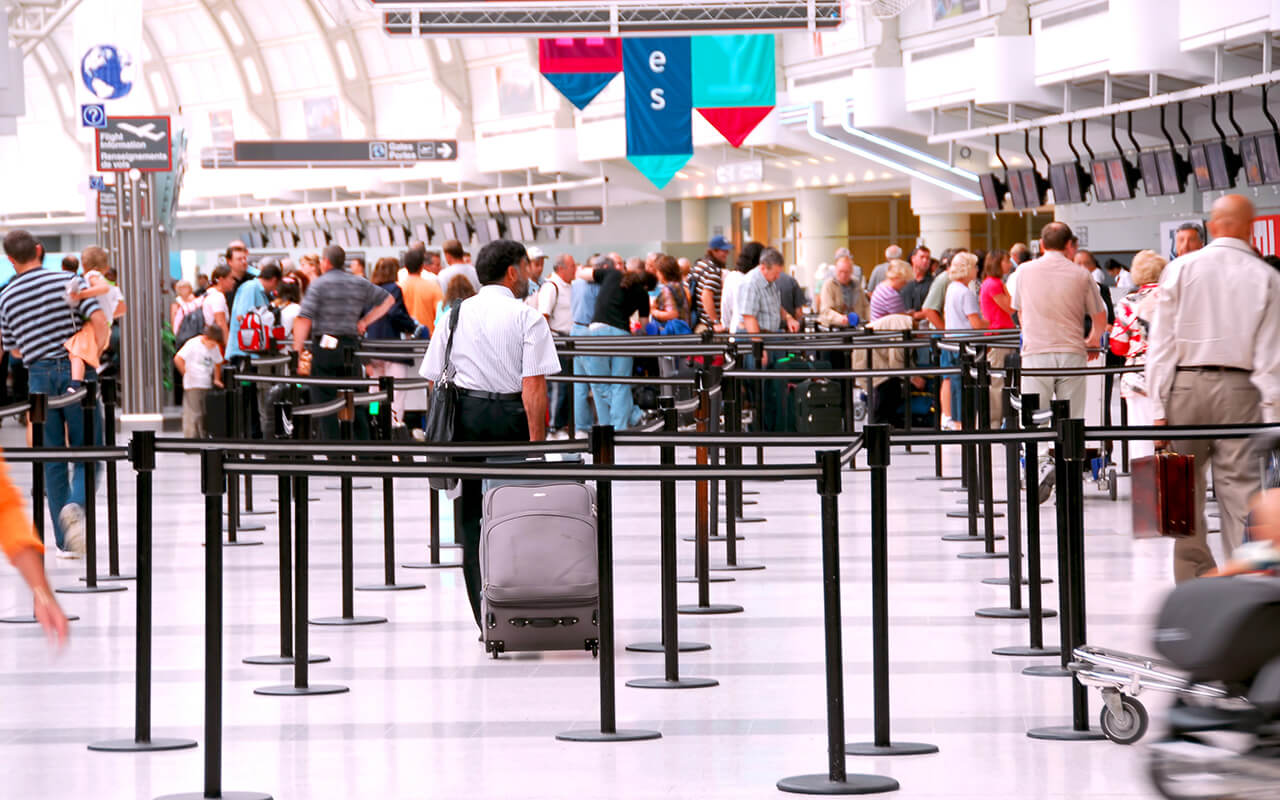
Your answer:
[0,453,42,563]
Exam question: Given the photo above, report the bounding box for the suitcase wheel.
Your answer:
[585,638,599,658]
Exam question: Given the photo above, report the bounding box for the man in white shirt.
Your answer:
[202,264,234,342]
[1146,194,1280,582]
[436,238,481,295]
[419,239,561,628]
[538,253,576,435]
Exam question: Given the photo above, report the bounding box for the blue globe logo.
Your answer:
[80,44,134,100]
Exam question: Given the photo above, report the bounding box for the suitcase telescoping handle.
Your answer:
[509,616,580,629]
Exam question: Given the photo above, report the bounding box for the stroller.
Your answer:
[1145,575,1280,800]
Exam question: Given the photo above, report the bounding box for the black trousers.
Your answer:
[309,337,366,440]
[454,392,529,628]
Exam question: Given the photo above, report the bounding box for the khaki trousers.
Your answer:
[1166,369,1261,582]
[1020,352,1088,419]
[987,347,1011,428]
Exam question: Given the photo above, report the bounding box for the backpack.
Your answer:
[174,300,206,348]
[687,273,701,328]
[236,304,285,353]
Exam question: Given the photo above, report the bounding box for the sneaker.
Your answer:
[410,428,426,442]
[55,548,80,560]
[58,503,87,555]
[1037,458,1056,505]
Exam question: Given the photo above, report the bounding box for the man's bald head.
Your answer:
[1209,194,1255,242]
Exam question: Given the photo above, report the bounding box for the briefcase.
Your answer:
[1132,452,1196,539]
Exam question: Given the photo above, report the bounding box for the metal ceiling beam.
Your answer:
[200,0,281,138]
[5,0,84,56]
[301,0,374,136]
[141,22,178,113]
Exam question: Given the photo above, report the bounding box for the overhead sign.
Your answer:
[80,103,107,129]
[95,116,172,172]
[715,159,764,185]
[97,187,118,218]
[535,206,604,226]
[233,140,458,165]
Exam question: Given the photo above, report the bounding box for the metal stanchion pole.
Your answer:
[779,449,900,795]
[1027,417,1103,741]
[100,377,133,580]
[90,431,196,752]
[848,424,938,757]
[64,383,125,595]
[959,354,1008,558]
[360,377,424,592]
[941,353,987,541]
[558,426,661,743]
[680,372,742,615]
[221,369,264,544]
[711,385,764,572]
[1024,399,1075,677]
[155,450,273,800]
[917,338,956,482]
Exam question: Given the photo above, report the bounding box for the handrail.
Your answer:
[47,387,89,409]
[0,446,130,463]
[224,459,825,483]
[724,367,962,380]
[152,437,591,457]
[0,400,32,420]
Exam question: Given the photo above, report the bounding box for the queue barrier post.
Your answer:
[1023,399,1076,678]
[256,413,347,697]
[100,377,133,580]
[63,382,126,595]
[710,382,765,573]
[155,449,274,800]
[848,424,939,758]
[359,377,425,593]
[221,367,265,545]
[557,425,661,743]
[778,449,900,795]
[942,352,989,540]
[312,390,386,626]
[627,399,718,689]
[90,430,197,753]
[917,338,956,483]
[1027,417,1104,741]
[958,351,1008,560]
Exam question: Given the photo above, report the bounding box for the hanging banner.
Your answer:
[538,37,622,111]
[623,37,692,190]
[692,34,775,148]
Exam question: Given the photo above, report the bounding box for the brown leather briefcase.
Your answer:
[1132,452,1196,539]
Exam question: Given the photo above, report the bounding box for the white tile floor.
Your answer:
[0,429,1200,799]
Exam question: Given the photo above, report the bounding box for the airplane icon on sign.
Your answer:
[118,122,166,142]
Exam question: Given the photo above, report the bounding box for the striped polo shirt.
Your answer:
[0,268,100,364]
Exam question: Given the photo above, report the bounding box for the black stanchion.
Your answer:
[917,339,957,483]
[90,431,196,753]
[402,487,461,569]
[847,424,938,758]
[156,450,273,800]
[63,383,126,595]
[558,426,661,743]
[257,415,348,698]
[628,398,711,655]
[710,389,764,572]
[236,371,271,519]
[245,404,329,666]
[221,369,265,545]
[680,374,742,616]
[2,395,79,625]
[359,378,425,592]
[628,400,717,689]
[312,392,387,626]
[99,378,133,580]
[1024,399,1075,679]
[1027,417,1103,741]
[994,393,1061,658]
[957,366,1008,559]
[779,449,899,795]
[942,354,989,539]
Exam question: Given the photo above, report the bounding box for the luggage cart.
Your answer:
[1069,645,1232,744]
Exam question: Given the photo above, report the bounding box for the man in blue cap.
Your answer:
[691,234,731,333]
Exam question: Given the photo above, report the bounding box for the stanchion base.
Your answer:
[677,603,743,615]
[271,497,320,503]
[735,517,767,524]
[56,584,127,595]
[309,615,387,626]
[742,490,760,496]
[156,792,273,800]
[709,562,766,572]
[719,499,758,506]
[976,607,1057,619]
[88,736,197,752]
[941,533,1004,542]
[79,573,136,582]
[215,540,264,548]
[946,510,1005,519]
[322,484,375,492]
[940,485,969,493]
[777,774,899,795]
[982,576,1052,586]
[846,741,939,757]
[625,676,718,689]
[1026,725,1105,742]
[956,498,1008,506]
[356,582,427,592]
[956,551,1008,560]
[916,475,961,482]
[625,641,711,653]
[555,728,662,743]
[242,653,330,665]
[992,645,1061,658]
[401,561,461,570]
[676,575,734,584]
[1022,664,1072,678]
[682,535,745,542]
[0,612,79,624]
[225,521,267,532]
[255,683,350,697]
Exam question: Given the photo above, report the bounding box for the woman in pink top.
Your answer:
[979,250,1015,426]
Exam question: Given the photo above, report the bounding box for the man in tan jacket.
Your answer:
[818,252,870,328]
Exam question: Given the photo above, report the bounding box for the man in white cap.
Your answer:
[524,245,547,308]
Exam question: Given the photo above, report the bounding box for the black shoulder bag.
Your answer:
[424,301,463,490]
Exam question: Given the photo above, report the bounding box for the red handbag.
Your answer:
[1132,452,1196,539]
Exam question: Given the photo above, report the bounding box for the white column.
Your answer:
[795,188,847,290]
[679,198,708,244]
[917,212,971,253]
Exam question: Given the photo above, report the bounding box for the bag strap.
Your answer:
[440,299,463,381]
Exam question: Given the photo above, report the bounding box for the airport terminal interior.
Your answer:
[0,0,1279,798]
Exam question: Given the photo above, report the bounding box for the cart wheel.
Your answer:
[1100,695,1148,744]
[1108,468,1117,501]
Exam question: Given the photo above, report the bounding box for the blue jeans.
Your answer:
[28,359,102,549]
[585,325,642,430]
[571,323,596,433]
[939,349,961,420]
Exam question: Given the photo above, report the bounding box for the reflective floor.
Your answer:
[0,426,1187,799]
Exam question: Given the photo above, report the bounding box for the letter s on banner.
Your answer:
[650,89,666,111]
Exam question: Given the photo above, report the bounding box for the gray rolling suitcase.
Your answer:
[480,481,599,658]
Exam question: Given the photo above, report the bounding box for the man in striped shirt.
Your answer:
[1,230,108,557]
[692,235,731,332]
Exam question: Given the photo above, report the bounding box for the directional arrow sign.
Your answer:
[232,140,459,165]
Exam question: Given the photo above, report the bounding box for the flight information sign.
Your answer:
[232,140,458,166]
